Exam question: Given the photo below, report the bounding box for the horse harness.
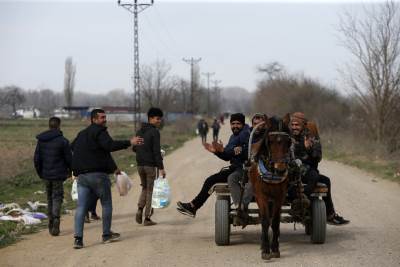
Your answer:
[257,130,294,184]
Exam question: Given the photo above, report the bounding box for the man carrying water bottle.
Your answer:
[133,107,166,226]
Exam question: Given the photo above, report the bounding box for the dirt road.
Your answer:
[1,124,400,266]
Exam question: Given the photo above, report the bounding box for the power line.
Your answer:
[141,11,181,60]
[152,5,181,53]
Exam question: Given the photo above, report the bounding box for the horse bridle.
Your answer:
[266,131,291,166]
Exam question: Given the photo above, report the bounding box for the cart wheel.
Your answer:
[311,199,326,244]
[215,198,230,246]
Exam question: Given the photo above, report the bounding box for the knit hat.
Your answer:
[230,113,245,124]
[290,112,306,124]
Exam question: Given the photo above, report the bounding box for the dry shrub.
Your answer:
[0,143,34,182]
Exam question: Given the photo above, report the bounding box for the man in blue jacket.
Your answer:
[34,117,72,236]
[177,113,250,218]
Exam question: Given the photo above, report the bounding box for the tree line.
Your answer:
[0,59,227,118]
[253,1,400,154]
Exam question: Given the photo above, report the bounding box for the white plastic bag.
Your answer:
[151,177,171,209]
[71,180,78,201]
[115,171,133,196]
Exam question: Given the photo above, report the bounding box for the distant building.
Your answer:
[102,106,141,122]
[13,108,41,119]
[63,106,90,119]
[53,108,70,119]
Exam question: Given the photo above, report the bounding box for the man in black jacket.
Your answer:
[290,112,349,225]
[71,109,143,249]
[134,107,165,226]
[34,117,72,236]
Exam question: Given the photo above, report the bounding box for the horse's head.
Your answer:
[263,114,291,176]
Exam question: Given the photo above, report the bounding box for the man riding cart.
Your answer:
[176,113,251,218]
[208,112,349,246]
[289,112,349,226]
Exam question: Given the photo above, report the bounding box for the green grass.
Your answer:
[0,220,46,248]
[0,118,196,248]
[323,141,400,183]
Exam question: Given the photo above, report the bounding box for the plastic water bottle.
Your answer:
[152,178,171,209]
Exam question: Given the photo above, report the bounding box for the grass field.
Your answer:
[0,118,196,247]
[322,131,400,183]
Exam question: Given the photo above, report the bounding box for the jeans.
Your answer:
[137,166,157,218]
[192,168,234,209]
[227,168,254,208]
[74,172,112,238]
[45,180,64,220]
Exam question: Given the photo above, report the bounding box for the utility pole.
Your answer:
[179,79,187,113]
[118,0,154,131]
[202,72,215,117]
[212,80,222,115]
[182,57,201,114]
[212,79,222,89]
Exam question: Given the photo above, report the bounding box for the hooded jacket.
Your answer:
[133,123,164,169]
[214,124,250,169]
[71,123,131,175]
[34,129,72,180]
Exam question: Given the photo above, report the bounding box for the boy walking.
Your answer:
[134,107,166,226]
[34,117,72,236]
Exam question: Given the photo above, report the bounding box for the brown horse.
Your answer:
[248,115,292,260]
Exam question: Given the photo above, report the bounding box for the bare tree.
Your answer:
[106,89,131,106]
[64,57,76,107]
[0,85,26,115]
[38,89,58,116]
[338,1,400,145]
[140,59,176,111]
[257,61,286,80]
[179,79,190,113]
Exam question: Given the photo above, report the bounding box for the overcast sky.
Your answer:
[0,0,393,94]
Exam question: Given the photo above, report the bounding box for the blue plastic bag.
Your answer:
[151,177,171,209]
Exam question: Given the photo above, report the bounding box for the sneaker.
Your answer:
[177,201,196,218]
[51,218,60,236]
[102,232,121,243]
[90,213,101,221]
[143,218,157,226]
[73,237,84,249]
[135,208,143,224]
[327,213,350,225]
